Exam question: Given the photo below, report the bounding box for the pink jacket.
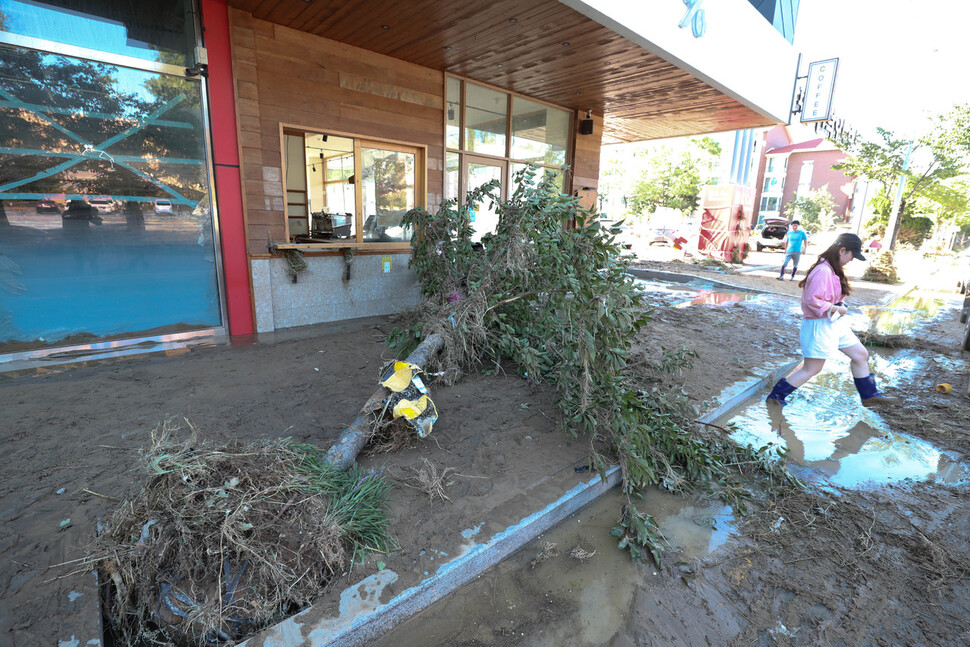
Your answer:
[801,259,845,319]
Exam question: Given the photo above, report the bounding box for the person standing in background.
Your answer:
[778,220,808,280]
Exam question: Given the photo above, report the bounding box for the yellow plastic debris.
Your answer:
[936,383,953,393]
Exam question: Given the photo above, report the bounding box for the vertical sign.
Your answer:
[801,58,839,123]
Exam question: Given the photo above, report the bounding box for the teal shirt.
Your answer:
[785,229,808,253]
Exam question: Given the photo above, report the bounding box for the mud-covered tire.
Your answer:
[961,296,970,324]
[963,316,970,351]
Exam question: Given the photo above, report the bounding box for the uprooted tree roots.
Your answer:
[391,167,801,564]
[92,420,393,646]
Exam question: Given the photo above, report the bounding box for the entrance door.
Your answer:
[462,156,507,242]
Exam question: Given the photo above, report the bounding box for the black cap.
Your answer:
[835,232,866,261]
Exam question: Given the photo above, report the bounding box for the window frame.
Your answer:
[444,74,573,204]
[277,124,427,252]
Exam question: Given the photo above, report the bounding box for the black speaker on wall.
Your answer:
[579,110,593,135]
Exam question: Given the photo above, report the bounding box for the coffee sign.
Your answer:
[800,58,839,123]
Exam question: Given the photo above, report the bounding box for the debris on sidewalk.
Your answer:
[91,420,392,646]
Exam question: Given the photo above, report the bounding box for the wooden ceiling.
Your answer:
[224,0,778,144]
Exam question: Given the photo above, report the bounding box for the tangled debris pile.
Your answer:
[93,421,392,646]
[862,249,899,283]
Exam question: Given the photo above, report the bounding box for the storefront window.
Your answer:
[446,76,571,207]
[0,43,220,351]
[361,146,416,243]
[446,77,461,150]
[510,97,569,166]
[445,152,459,202]
[0,0,197,66]
[284,130,422,246]
[464,84,507,158]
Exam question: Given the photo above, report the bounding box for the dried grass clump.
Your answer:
[95,420,393,646]
[397,457,456,501]
[530,541,559,568]
[569,546,596,561]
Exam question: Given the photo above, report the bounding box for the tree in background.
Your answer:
[626,137,721,217]
[915,176,970,251]
[834,104,970,249]
[781,187,836,234]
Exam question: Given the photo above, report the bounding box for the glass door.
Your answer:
[463,156,507,242]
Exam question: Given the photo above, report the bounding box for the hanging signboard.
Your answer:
[800,58,839,123]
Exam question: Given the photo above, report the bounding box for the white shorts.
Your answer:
[800,317,861,360]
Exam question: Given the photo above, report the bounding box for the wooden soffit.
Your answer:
[224,0,780,144]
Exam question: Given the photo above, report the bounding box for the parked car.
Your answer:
[755,218,788,251]
[648,226,681,246]
[599,218,634,249]
[35,199,60,213]
[87,197,116,214]
[155,199,173,214]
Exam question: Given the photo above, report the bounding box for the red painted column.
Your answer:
[201,0,255,337]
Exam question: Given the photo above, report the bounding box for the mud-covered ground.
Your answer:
[378,251,970,647]
[2,250,969,646]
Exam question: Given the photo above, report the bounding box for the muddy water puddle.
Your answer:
[633,278,778,308]
[373,488,737,647]
[721,350,965,488]
[860,289,948,335]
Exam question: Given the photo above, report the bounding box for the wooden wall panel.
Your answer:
[571,112,603,213]
[228,9,446,254]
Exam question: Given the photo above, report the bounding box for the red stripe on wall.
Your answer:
[202,0,254,336]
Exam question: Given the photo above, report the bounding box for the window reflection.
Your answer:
[464,84,507,158]
[362,148,415,243]
[511,97,569,166]
[0,44,219,350]
[0,0,196,66]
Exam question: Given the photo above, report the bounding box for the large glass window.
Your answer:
[0,43,220,352]
[0,0,197,66]
[511,97,569,166]
[283,130,422,246]
[361,145,416,243]
[464,84,507,158]
[446,76,572,218]
[446,77,461,150]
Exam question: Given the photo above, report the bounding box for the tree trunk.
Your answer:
[885,197,907,250]
[326,333,445,470]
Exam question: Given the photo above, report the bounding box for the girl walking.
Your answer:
[766,233,896,408]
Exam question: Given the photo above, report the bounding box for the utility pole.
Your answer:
[883,141,913,251]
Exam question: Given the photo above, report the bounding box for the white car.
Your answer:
[155,199,173,214]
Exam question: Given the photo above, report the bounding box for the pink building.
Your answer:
[752,126,857,226]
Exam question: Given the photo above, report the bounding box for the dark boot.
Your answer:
[766,378,797,407]
[853,374,898,407]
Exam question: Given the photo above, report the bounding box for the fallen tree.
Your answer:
[389,167,799,562]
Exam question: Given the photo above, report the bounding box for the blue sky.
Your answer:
[794,0,970,138]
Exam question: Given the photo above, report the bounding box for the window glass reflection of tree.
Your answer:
[362,150,414,243]
[0,0,195,66]
[0,46,205,212]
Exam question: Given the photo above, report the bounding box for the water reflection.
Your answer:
[673,290,765,308]
[0,43,220,350]
[373,488,737,647]
[724,353,964,487]
[860,290,946,335]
